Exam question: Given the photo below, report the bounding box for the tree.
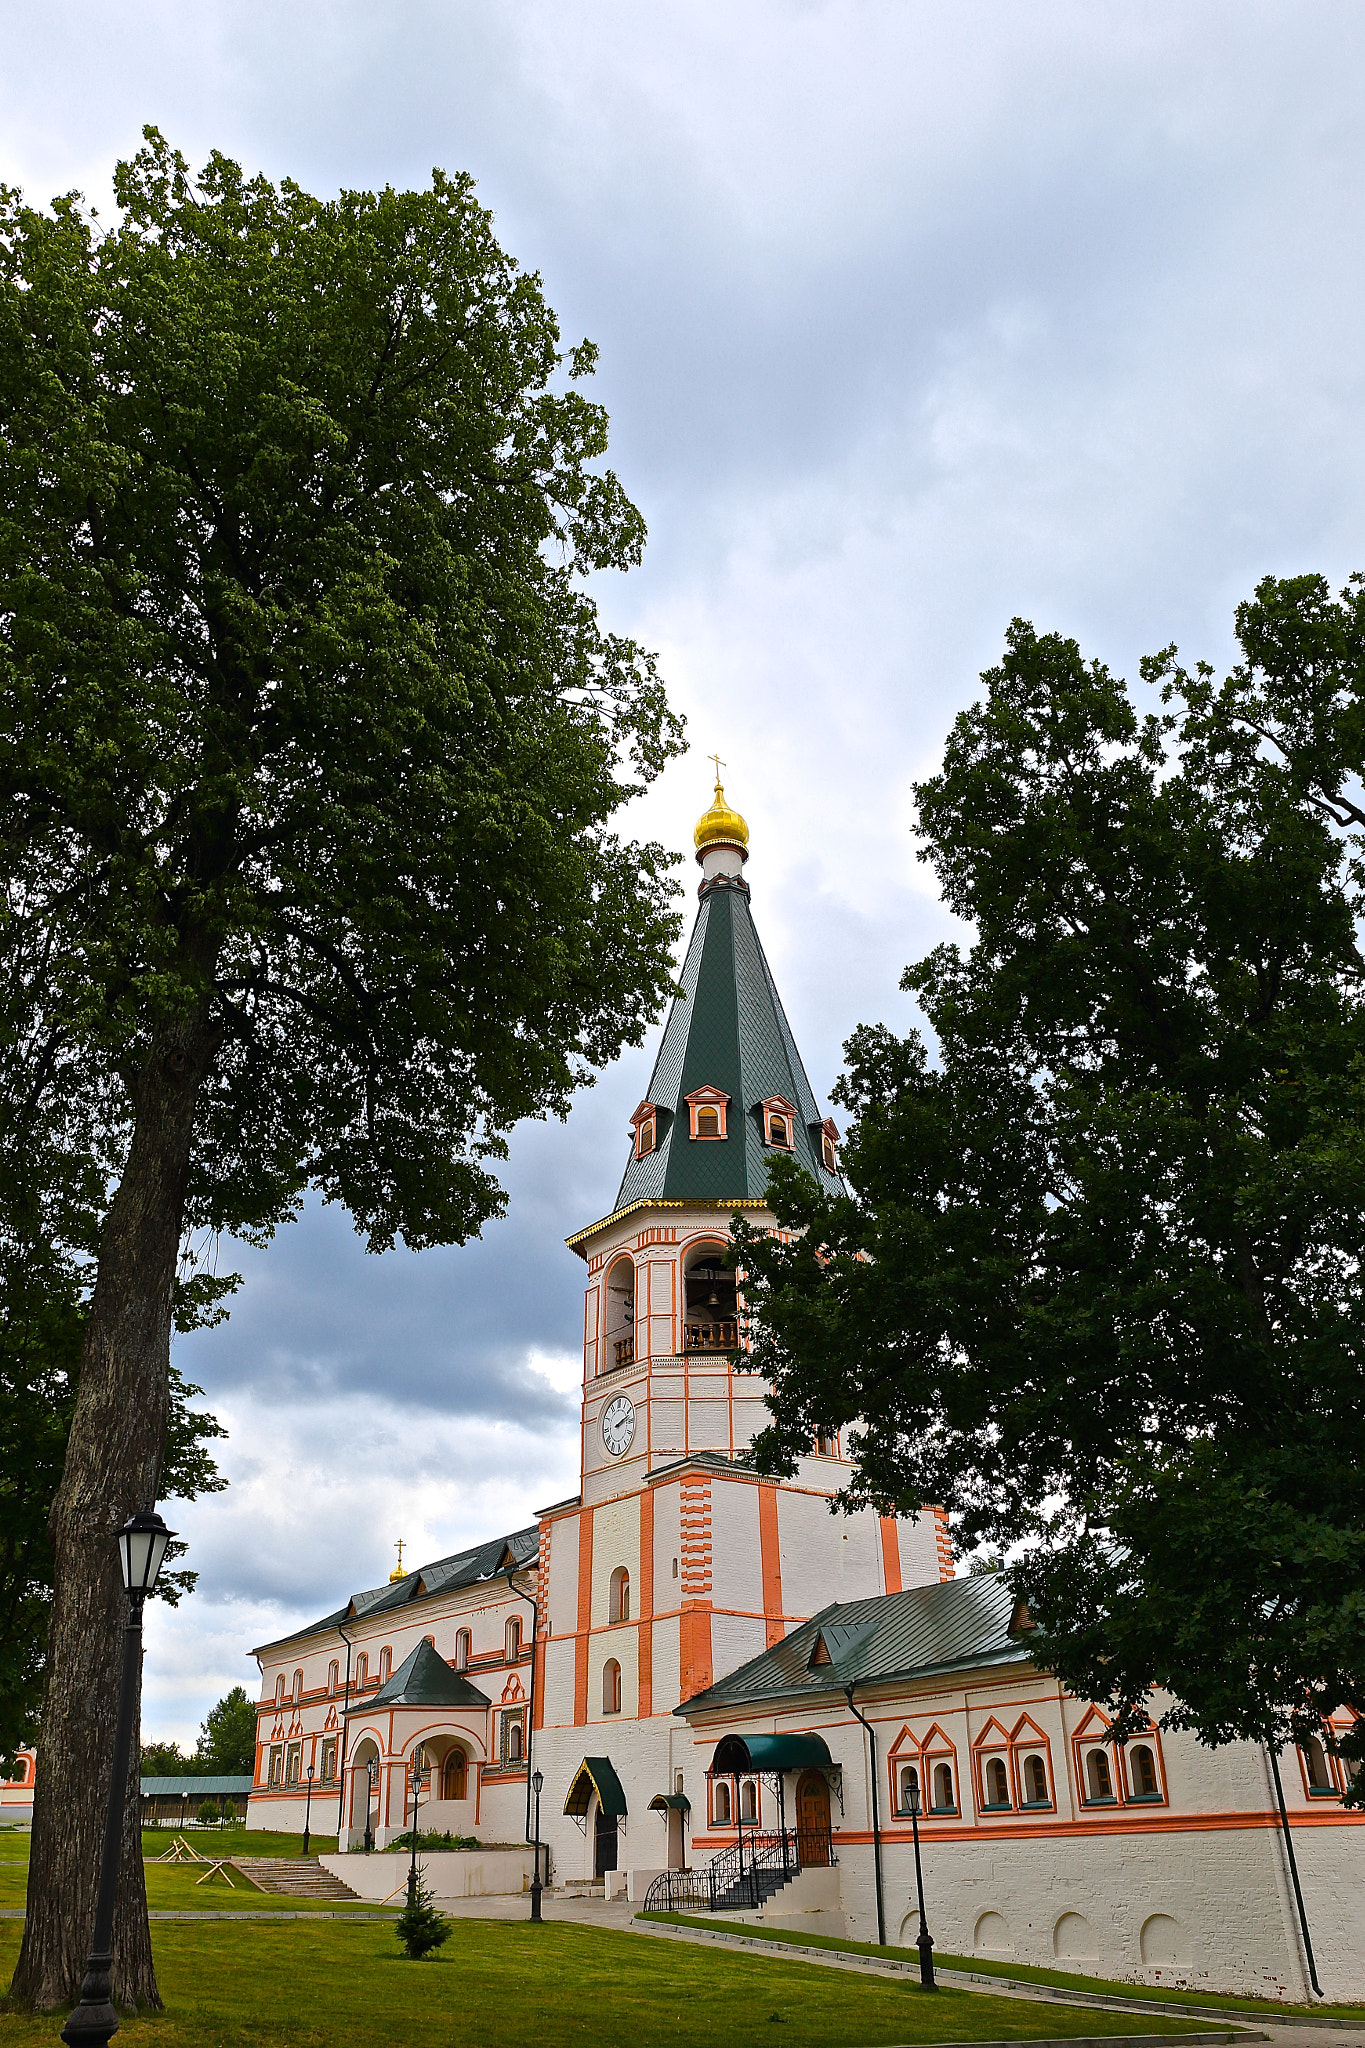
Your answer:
[736,577,1365,1796]
[1,132,682,2010]
[194,1687,256,1776]
[138,1741,188,1779]
[395,1867,452,1960]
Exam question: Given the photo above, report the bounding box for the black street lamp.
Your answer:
[406,1752,430,1906]
[530,1769,544,1922]
[363,1757,377,1854]
[301,1765,315,1859]
[906,1780,936,1989]
[61,1508,175,2048]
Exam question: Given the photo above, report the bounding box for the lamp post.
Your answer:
[61,1508,175,2048]
[406,1752,430,1907]
[301,1765,315,1859]
[906,1780,936,1989]
[363,1757,377,1854]
[530,1769,544,1922]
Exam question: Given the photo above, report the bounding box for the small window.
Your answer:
[378,1647,391,1683]
[1085,1748,1114,1802]
[609,1567,631,1624]
[268,1745,284,1787]
[822,1132,837,1172]
[292,1668,303,1702]
[932,1761,954,1811]
[713,1779,732,1824]
[507,1719,524,1763]
[507,1616,521,1661]
[814,1431,839,1457]
[697,1106,719,1137]
[286,1742,302,1784]
[274,1675,285,1706]
[1130,1745,1159,1798]
[327,1660,338,1697]
[672,1557,679,1579]
[675,1771,685,1795]
[1023,1753,1049,1804]
[639,1116,655,1155]
[356,1654,368,1687]
[1303,1735,1333,1792]
[769,1114,788,1147]
[443,1748,467,1800]
[898,1764,920,1813]
[602,1659,622,1715]
[985,1756,1009,1807]
[454,1629,470,1671]
[321,1738,338,1783]
[741,1779,758,1820]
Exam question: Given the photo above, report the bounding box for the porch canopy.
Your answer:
[709,1731,834,1776]
[564,1756,627,1818]
[647,1792,691,1814]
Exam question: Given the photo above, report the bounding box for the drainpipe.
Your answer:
[1265,1742,1323,1998]
[845,1684,886,1947]
[335,1624,354,1840]
[506,1565,540,1853]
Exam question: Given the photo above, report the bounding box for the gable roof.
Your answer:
[603,878,844,1216]
[251,1524,538,1657]
[677,1573,1029,1716]
[352,1637,491,1712]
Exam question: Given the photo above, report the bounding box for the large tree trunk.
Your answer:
[10,1027,208,2012]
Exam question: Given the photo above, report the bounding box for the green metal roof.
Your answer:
[563,1756,628,1818]
[252,1524,537,1656]
[677,1574,1029,1716]
[140,1775,254,1796]
[612,877,844,1211]
[647,1791,692,1813]
[709,1732,834,1774]
[349,1637,490,1713]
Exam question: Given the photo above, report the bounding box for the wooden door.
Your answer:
[795,1770,831,1866]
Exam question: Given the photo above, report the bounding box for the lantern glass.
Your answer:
[117,1509,174,1595]
[908,1784,921,1816]
[532,1769,544,1796]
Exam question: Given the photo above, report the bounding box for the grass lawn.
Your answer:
[0,1916,1223,2047]
[0,1847,381,1918]
[140,1829,328,1861]
[642,1914,1365,2022]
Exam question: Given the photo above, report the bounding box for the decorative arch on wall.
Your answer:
[1009,1713,1055,1810]
[972,1716,1013,1812]
[920,1723,959,1815]
[887,1724,923,1816]
[609,1566,631,1624]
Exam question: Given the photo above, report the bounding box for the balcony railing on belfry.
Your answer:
[683,1320,737,1354]
[614,1336,635,1368]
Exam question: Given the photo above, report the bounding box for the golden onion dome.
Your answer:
[693,777,750,859]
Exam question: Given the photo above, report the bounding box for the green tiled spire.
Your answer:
[614,875,843,1208]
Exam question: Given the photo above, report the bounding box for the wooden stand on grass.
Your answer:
[154,1835,207,1864]
[195,1859,237,1886]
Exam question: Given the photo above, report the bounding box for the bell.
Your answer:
[708,1289,721,1307]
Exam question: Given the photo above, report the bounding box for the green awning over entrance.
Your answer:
[647,1792,692,1814]
[563,1757,628,1819]
[709,1732,834,1775]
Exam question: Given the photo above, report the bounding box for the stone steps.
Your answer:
[232,1857,361,1901]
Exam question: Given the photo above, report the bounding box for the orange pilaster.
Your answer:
[638,1487,655,1718]
[679,1599,713,1700]
[758,1484,785,1646]
[573,1507,594,1725]
[879,1515,903,1594]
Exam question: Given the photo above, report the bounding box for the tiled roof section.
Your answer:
[141,1775,254,1796]
[251,1525,538,1655]
[614,879,844,1209]
[676,1573,1028,1714]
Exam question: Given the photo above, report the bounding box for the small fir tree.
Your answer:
[395,1868,452,1960]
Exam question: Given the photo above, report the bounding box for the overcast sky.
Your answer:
[7,0,1365,1745]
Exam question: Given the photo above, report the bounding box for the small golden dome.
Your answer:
[693,778,749,859]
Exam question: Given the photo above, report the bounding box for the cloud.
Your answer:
[6,0,1365,1738]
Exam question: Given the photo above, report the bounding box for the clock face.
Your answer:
[601,1395,636,1458]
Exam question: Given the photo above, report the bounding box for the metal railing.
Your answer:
[641,1824,833,1915]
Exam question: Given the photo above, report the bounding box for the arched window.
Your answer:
[1023,1753,1049,1804]
[713,1779,732,1824]
[822,1130,838,1173]
[697,1105,719,1137]
[1085,1749,1114,1802]
[327,1660,339,1697]
[985,1756,1010,1807]
[274,1674,285,1706]
[1130,1745,1159,1798]
[609,1567,631,1624]
[506,1616,521,1661]
[639,1115,655,1155]
[769,1114,788,1147]
[898,1764,920,1813]
[292,1669,303,1702]
[1303,1735,1332,1791]
[356,1653,368,1688]
[741,1779,758,1820]
[814,1431,838,1457]
[443,1748,467,1801]
[508,1719,524,1762]
[378,1647,391,1683]
[932,1761,954,1812]
[602,1659,622,1715]
[454,1629,470,1671]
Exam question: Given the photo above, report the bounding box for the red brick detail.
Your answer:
[573,1508,594,1725]
[879,1515,903,1594]
[933,1505,955,1580]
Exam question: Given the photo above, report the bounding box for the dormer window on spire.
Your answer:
[818,1118,839,1173]
[630,1100,660,1160]
[684,1085,729,1140]
[760,1095,798,1150]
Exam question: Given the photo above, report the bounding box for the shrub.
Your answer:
[395,1868,451,1960]
[196,1800,221,1825]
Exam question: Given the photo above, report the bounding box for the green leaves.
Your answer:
[738,580,1365,1785]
